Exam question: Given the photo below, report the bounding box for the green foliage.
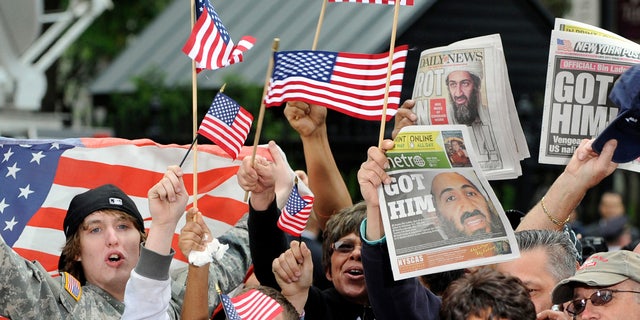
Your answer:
[57,1,174,113]
[540,0,572,17]
[108,71,298,147]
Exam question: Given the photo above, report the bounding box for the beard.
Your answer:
[450,89,481,125]
[438,207,505,239]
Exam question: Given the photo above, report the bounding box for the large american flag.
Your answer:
[264,45,408,121]
[226,289,283,320]
[328,0,414,5]
[277,184,314,237]
[0,137,269,273]
[198,93,253,160]
[182,0,255,71]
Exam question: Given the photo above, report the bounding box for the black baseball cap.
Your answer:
[58,184,144,270]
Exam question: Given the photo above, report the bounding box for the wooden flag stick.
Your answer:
[190,0,199,208]
[312,0,328,50]
[244,38,280,202]
[377,0,402,148]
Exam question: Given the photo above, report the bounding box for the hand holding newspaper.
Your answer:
[378,124,518,280]
[539,18,640,171]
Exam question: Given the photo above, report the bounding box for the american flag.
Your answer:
[277,184,314,237]
[220,292,242,320]
[328,0,414,5]
[264,45,408,121]
[557,39,573,52]
[225,289,283,320]
[0,137,269,273]
[198,93,253,159]
[182,0,255,71]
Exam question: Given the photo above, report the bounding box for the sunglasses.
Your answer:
[566,289,640,315]
[331,239,361,254]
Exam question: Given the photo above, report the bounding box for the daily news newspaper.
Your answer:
[411,34,529,180]
[378,125,519,280]
[539,18,640,172]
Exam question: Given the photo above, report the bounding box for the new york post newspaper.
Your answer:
[540,19,640,171]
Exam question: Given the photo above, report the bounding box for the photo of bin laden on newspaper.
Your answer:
[379,125,518,279]
[414,57,501,167]
[411,35,530,180]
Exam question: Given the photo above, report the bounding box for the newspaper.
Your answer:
[539,19,640,172]
[378,125,519,280]
[411,34,528,180]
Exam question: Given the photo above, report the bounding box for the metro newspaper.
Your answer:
[378,125,519,280]
[539,19,640,171]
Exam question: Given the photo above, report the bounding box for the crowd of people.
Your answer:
[1,69,639,320]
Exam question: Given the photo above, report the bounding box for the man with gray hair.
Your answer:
[551,250,640,319]
[494,229,579,313]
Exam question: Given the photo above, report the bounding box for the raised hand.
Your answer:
[148,165,188,228]
[284,101,327,138]
[391,100,417,139]
[272,241,313,312]
[178,208,211,258]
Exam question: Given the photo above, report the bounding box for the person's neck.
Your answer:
[89,281,126,302]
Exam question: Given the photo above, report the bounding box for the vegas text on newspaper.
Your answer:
[378,125,519,280]
[539,19,640,171]
[411,34,529,180]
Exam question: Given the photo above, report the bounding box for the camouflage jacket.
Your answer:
[0,214,251,319]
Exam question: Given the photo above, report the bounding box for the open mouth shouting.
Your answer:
[344,266,365,280]
[105,251,125,267]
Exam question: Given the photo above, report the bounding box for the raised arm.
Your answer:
[357,139,395,241]
[123,166,188,320]
[357,139,442,320]
[517,139,618,231]
[238,141,290,289]
[284,101,352,229]
[145,166,189,254]
[180,209,212,320]
[272,240,313,316]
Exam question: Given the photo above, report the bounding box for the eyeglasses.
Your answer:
[566,289,640,315]
[331,239,361,254]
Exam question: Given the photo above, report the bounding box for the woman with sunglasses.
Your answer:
[238,139,380,319]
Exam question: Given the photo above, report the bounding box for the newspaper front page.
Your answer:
[378,125,519,280]
[411,34,526,180]
[539,19,640,171]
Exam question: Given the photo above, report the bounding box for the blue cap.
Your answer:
[592,64,640,163]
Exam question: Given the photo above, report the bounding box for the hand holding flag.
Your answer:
[0,137,270,273]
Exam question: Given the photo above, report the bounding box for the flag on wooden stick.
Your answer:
[264,45,408,121]
[0,137,270,273]
[277,180,314,237]
[198,93,253,159]
[182,0,256,71]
